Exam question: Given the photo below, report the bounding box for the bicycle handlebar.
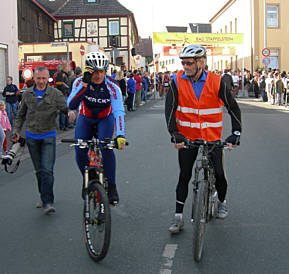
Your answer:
[61,138,129,148]
[184,139,228,149]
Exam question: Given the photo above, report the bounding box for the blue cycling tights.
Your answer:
[74,114,116,185]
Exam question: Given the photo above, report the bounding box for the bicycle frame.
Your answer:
[191,142,222,223]
[84,144,106,190]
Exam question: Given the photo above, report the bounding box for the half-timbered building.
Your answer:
[36,0,139,70]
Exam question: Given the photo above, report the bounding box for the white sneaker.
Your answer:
[217,200,228,219]
[168,215,184,234]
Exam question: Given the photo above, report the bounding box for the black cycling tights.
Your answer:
[175,147,227,213]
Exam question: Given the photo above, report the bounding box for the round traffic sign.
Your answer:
[262,57,270,66]
[80,45,85,56]
[262,48,270,57]
[22,68,33,80]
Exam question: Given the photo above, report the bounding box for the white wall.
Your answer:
[210,0,252,71]
[0,0,18,89]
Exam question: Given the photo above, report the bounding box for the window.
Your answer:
[268,49,279,69]
[21,0,26,19]
[62,21,74,38]
[48,21,53,35]
[108,20,120,36]
[235,18,237,33]
[267,5,279,28]
[37,14,42,29]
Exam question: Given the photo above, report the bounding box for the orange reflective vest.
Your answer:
[175,70,224,141]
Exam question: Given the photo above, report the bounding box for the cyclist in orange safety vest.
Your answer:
[165,44,242,234]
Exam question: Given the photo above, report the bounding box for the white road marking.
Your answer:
[159,244,178,274]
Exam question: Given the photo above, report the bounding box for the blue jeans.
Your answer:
[0,125,4,157]
[277,93,282,105]
[141,87,147,102]
[26,137,56,206]
[74,114,116,185]
[59,112,69,129]
[6,102,17,127]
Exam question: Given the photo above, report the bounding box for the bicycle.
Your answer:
[61,137,125,262]
[186,139,227,262]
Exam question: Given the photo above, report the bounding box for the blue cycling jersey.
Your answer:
[67,76,125,136]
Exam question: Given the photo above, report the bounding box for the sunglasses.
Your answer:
[181,60,196,66]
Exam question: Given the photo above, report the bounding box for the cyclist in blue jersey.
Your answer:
[67,51,126,205]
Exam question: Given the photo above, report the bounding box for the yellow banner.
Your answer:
[153,32,244,45]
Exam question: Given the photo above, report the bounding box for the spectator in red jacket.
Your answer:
[133,70,142,108]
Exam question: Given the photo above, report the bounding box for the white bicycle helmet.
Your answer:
[85,51,109,71]
[179,45,206,59]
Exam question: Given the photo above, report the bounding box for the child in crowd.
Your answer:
[0,125,4,158]
[0,100,12,154]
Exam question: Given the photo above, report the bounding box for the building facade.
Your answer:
[18,0,56,43]
[0,0,18,91]
[36,0,139,70]
[210,0,289,72]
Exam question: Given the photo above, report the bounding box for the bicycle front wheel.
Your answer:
[83,182,111,262]
[192,180,208,262]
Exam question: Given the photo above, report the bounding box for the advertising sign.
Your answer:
[153,32,244,45]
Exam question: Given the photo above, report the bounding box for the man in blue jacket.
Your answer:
[126,74,136,111]
[3,76,19,127]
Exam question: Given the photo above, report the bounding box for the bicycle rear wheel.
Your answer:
[192,180,208,262]
[83,182,111,262]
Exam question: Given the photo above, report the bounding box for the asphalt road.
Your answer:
[0,98,289,274]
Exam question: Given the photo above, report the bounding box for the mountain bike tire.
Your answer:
[83,182,111,262]
[192,180,208,262]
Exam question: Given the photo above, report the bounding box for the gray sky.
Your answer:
[118,0,228,38]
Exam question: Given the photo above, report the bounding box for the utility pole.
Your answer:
[264,0,267,49]
[66,42,70,72]
[264,0,268,71]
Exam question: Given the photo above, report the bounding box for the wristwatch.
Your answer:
[233,131,241,136]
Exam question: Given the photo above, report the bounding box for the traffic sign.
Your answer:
[51,42,66,47]
[262,48,270,57]
[262,57,270,66]
[22,68,33,80]
[80,45,85,56]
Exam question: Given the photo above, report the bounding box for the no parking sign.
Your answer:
[262,57,270,66]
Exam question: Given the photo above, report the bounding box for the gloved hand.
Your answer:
[171,132,187,144]
[225,134,240,145]
[82,66,94,84]
[114,135,126,150]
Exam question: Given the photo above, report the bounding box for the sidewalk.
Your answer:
[236,97,289,113]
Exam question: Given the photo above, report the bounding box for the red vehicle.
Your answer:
[19,60,76,89]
